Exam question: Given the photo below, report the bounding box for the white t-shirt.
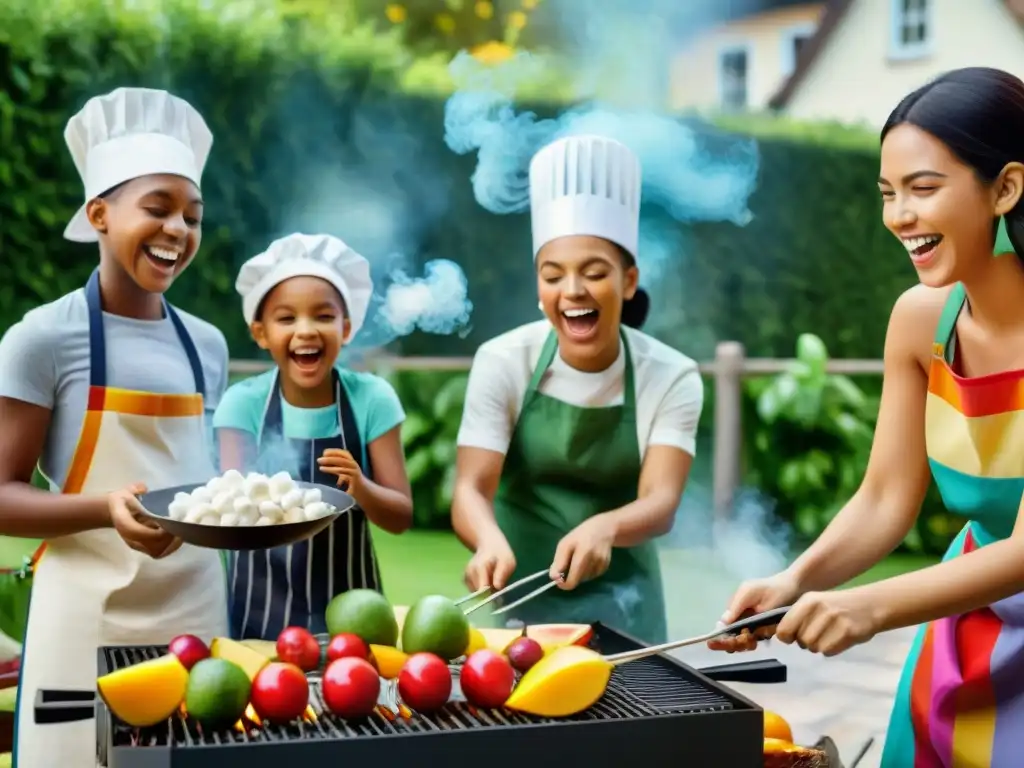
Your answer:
[457,320,703,459]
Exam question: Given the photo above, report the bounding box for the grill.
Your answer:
[59,624,770,767]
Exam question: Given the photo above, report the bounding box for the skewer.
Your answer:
[453,585,491,606]
[461,570,554,615]
[603,606,791,665]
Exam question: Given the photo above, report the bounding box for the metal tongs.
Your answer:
[455,569,563,617]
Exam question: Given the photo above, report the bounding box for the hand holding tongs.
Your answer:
[604,606,792,665]
[455,569,564,617]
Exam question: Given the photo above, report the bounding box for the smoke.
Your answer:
[442,49,759,279]
[359,259,474,348]
[271,106,474,354]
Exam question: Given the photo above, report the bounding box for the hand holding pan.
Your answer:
[503,606,791,718]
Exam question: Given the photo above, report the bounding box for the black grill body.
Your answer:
[92,624,765,767]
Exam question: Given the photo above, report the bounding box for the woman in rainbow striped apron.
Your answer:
[709,67,1024,767]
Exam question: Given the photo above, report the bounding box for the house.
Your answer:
[770,0,1024,126]
[668,0,827,112]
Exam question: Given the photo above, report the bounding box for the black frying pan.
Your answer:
[136,481,355,551]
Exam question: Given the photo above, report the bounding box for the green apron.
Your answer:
[493,329,668,644]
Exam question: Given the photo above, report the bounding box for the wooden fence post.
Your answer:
[713,341,745,519]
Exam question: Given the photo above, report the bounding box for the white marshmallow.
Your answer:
[190,486,213,504]
[199,514,220,526]
[211,492,234,516]
[219,513,240,527]
[283,508,306,524]
[254,516,275,526]
[269,472,295,499]
[279,488,304,510]
[244,478,271,502]
[233,497,255,516]
[185,503,213,524]
[221,469,245,488]
[168,501,188,521]
[173,491,191,505]
[238,509,260,526]
[303,501,330,520]
[258,500,284,521]
[302,488,322,506]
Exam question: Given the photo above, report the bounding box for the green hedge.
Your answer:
[2,0,911,364]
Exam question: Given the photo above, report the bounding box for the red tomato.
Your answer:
[397,653,452,712]
[326,633,369,663]
[167,634,210,671]
[460,650,515,708]
[276,627,321,672]
[251,663,310,724]
[321,657,380,719]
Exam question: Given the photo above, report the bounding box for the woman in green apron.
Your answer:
[451,135,704,644]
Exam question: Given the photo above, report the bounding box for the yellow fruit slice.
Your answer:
[209,637,271,681]
[464,627,487,656]
[477,628,523,654]
[504,645,612,717]
[97,653,188,727]
[369,645,408,679]
[238,639,278,660]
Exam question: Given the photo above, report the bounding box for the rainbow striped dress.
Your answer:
[881,283,1024,768]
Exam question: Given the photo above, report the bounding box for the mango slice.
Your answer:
[369,644,408,679]
[209,637,270,681]
[504,645,612,717]
[238,639,278,660]
[97,653,188,727]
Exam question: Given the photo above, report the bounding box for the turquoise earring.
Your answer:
[994,216,1014,255]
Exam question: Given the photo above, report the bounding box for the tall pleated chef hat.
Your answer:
[529,134,642,260]
[236,233,373,339]
[63,87,212,243]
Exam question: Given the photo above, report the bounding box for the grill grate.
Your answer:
[94,624,764,767]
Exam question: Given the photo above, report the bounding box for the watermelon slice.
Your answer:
[525,624,594,653]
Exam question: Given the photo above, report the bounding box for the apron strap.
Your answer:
[259,368,371,478]
[85,268,206,396]
[527,328,636,414]
[933,282,967,365]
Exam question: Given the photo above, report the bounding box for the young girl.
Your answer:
[710,67,1024,767]
[214,233,413,640]
[0,87,229,768]
[452,135,704,645]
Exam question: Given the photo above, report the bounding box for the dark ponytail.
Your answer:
[622,287,649,329]
[881,67,1024,257]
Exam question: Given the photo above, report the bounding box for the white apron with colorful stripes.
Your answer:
[14,270,228,768]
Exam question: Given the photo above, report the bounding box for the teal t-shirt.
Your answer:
[212,367,405,465]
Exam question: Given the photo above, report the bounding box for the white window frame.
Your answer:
[779,23,817,78]
[717,43,751,111]
[890,0,932,60]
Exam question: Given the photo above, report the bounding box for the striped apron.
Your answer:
[229,369,382,639]
[882,282,1024,767]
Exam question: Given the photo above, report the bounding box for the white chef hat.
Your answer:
[63,87,213,243]
[529,134,642,260]
[236,233,373,339]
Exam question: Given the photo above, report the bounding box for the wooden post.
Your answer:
[713,341,745,519]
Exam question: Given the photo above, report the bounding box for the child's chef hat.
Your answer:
[529,134,642,260]
[236,233,373,339]
[63,87,213,243]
